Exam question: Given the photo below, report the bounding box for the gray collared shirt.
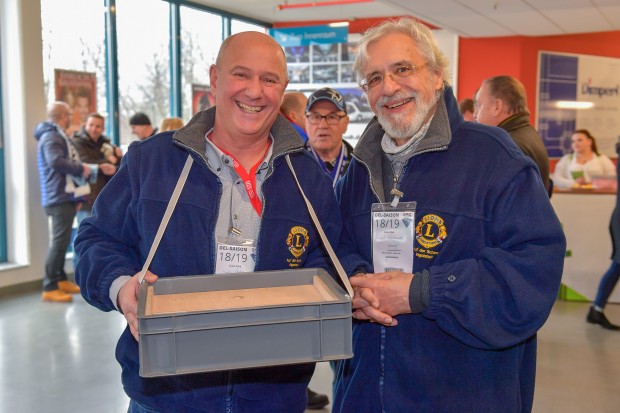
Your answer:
[109,131,273,311]
[203,129,273,244]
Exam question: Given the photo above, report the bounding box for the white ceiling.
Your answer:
[196,0,620,37]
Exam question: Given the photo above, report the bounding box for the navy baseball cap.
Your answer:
[306,88,347,113]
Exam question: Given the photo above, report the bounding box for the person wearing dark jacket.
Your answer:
[475,75,552,195]
[129,112,157,140]
[304,87,354,188]
[35,102,97,303]
[74,31,357,413]
[332,18,566,413]
[71,112,120,219]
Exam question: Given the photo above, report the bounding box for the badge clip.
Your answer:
[228,227,242,236]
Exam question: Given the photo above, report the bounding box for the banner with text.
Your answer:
[538,52,620,158]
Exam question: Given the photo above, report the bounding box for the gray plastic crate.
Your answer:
[137,268,352,377]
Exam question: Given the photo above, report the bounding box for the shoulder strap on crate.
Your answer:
[138,154,194,284]
[285,154,354,297]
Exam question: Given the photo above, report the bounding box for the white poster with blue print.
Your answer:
[538,52,620,158]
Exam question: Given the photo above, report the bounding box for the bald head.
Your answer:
[281,92,308,130]
[47,101,72,130]
[216,32,287,79]
[281,92,307,113]
[208,31,289,145]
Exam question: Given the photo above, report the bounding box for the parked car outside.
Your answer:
[346,102,374,122]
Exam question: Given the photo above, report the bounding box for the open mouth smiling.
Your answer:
[237,101,262,113]
[384,97,414,109]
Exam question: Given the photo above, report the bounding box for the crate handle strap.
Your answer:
[138,154,194,284]
[285,154,354,297]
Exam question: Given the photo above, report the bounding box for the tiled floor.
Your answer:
[1,290,619,413]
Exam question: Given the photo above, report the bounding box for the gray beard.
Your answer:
[376,90,440,141]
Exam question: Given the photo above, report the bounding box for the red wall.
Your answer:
[458,31,620,126]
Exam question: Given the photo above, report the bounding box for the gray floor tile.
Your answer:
[1,290,618,413]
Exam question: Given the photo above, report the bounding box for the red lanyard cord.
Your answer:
[217,143,271,216]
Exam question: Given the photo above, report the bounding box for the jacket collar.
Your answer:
[498,112,530,133]
[172,107,304,163]
[73,128,110,144]
[354,85,456,172]
[351,85,460,202]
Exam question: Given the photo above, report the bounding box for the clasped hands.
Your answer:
[350,271,414,327]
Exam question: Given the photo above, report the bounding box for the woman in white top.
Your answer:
[553,129,616,188]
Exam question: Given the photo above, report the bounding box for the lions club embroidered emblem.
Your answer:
[415,214,448,249]
[287,226,309,258]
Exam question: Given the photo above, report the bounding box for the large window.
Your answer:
[116,0,170,145]
[40,0,107,134]
[40,0,269,147]
[179,6,222,122]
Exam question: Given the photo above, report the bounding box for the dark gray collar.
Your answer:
[172,108,304,162]
[353,91,453,201]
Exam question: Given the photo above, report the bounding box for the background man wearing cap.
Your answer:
[129,112,157,140]
[305,87,353,187]
[280,91,309,142]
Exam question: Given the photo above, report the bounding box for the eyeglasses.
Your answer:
[359,63,427,92]
[306,113,347,125]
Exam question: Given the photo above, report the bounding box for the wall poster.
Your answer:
[192,84,215,115]
[538,52,620,158]
[54,69,96,135]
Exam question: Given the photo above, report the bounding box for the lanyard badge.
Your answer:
[371,202,417,273]
[215,238,257,274]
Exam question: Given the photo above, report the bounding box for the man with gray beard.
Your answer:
[332,18,566,412]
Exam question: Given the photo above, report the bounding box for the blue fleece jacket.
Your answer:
[35,121,85,207]
[332,87,566,413]
[74,109,351,413]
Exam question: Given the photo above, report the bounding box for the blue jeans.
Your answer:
[43,202,76,291]
[594,261,620,309]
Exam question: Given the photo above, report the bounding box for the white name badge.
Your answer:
[215,242,256,274]
[371,202,417,273]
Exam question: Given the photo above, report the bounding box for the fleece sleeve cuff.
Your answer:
[110,275,132,313]
[409,269,430,314]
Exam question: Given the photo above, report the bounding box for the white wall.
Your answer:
[0,0,51,289]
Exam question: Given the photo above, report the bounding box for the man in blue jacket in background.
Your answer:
[332,18,566,413]
[75,31,349,413]
[35,102,115,303]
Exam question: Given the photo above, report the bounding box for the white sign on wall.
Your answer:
[538,51,620,158]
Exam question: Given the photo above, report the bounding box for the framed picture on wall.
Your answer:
[312,64,338,84]
[285,46,310,63]
[312,44,338,63]
[54,69,96,135]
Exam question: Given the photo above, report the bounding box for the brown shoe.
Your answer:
[58,280,80,294]
[42,289,73,303]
